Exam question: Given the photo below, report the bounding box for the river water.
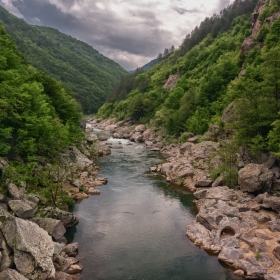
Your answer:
[66,136,234,280]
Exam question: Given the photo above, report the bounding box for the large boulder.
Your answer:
[7,183,21,200]
[60,147,93,170]
[32,218,66,241]
[0,230,13,271]
[262,195,280,213]
[238,163,273,193]
[0,217,55,279]
[135,125,146,132]
[190,141,219,160]
[0,269,29,280]
[44,207,79,228]
[8,200,37,219]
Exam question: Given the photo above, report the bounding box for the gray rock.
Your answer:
[0,217,55,279]
[135,135,143,142]
[53,241,64,255]
[253,212,271,223]
[61,147,93,169]
[44,207,79,228]
[0,269,29,280]
[24,194,40,205]
[7,183,20,200]
[195,179,212,187]
[98,135,108,141]
[160,163,171,176]
[246,255,259,266]
[135,125,146,132]
[220,236,239,249]
[212,173,226,188]
[237,259,266,279]
[273,246,280,261]
[193,189,208,200]
[188,136,198,143]
[8,200,37,219]
[238,164,273,193]
[62,242,79,257]
[265,156,277,169]
[263,195,280,213]
[32,217,66,241]
[233,270,245,277]
[268,220,280,232]
[252,239,267,253]
[113,133,120,139]
[255,193,267,204]
[218,247,244,266]
[259,254,274,269]
[264,274,280,280]
[0,230,13,271]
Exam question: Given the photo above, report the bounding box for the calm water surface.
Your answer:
[66,136,234,280]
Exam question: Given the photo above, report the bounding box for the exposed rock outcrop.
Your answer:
[238,163,273,193]
[32,218,66,241]
[186,187,280,280]
[44,207,79,228]
[163,74,179,90]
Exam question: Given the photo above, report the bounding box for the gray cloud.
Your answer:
[0,0,235,70]
[174,8,199,15]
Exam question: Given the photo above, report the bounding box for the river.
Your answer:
[66,136,234,280]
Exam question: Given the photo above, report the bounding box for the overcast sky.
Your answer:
[0,0,235,70]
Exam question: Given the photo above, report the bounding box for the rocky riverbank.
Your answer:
[89,117,280,280]
[0,180,82,279]
[0,126,110,279]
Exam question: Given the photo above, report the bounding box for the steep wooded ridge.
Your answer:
[97,0,280,155]
[0,5,128,114]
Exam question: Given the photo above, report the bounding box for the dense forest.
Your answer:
[97,0,280,156]
[0,22,82,160]
[0,5,128,114]
[0,22,86,205]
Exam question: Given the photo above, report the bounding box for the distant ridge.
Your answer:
[0,5,128,114]
[130,58,158,73]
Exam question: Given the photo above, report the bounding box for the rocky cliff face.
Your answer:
[241,0,280,54]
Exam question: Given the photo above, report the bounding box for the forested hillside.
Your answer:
[0,23,82,160]
[97,0,280,155]
[0,5,128,114]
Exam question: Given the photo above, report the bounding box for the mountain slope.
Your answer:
[97,0,280,154]
[0,5,128,114]
[0,22,82,159]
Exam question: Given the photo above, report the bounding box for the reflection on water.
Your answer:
[66,138,234,280]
